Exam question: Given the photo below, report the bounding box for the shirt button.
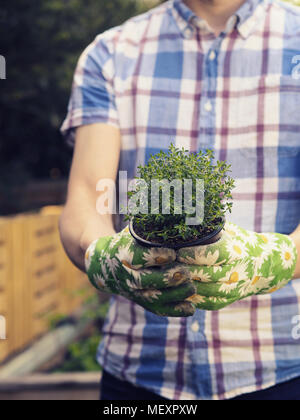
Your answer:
[209,50,216,61]
[191,321,199,333]
[204,101,213,112]
[184,27,193,38]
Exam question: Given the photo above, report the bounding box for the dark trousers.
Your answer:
[100,370,300,401]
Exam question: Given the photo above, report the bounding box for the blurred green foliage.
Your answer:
[56,332,102,372]
[0,0,155,188]
[54,300,109,373]
[50,296,109,373]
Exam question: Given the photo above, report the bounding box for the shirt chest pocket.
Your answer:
[226,75,300,162]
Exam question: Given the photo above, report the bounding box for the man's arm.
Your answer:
[60,123,197,317]
[290,224,300,279]
[59,123,121,271]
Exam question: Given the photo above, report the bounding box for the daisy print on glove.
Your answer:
[177,223,298,311]
[85,227,197,317]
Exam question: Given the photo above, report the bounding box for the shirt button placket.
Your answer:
[198,40,220,152]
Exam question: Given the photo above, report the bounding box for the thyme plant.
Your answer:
[126,145,235,245]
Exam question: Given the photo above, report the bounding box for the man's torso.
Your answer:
[63,0,300,400]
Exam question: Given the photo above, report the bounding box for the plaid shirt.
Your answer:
[61,0,300,400]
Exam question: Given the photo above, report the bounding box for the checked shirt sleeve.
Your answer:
[61,32,119,145]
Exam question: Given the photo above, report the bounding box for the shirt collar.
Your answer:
[171,0,267,39]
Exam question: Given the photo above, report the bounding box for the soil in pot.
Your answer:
[130,218,224,250]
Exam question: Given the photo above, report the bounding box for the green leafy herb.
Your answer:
[125,144,235,245]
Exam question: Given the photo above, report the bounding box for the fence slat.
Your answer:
[0,208,95,364]
[0,220,12,362]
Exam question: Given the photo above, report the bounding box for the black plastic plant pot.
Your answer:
[129,219,224,250]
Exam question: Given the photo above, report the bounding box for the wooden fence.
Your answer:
[0,207,93,364]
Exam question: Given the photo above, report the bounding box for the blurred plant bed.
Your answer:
[0,372,101,401]
[0,294,109,400]
[39,294,109,374]
[44,328,102,373]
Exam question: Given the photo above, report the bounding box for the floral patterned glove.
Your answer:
[177,222,298,311]
[85,227,196,317]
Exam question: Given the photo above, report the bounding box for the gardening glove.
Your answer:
[85,227,196,317]
[177,222,298,311]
